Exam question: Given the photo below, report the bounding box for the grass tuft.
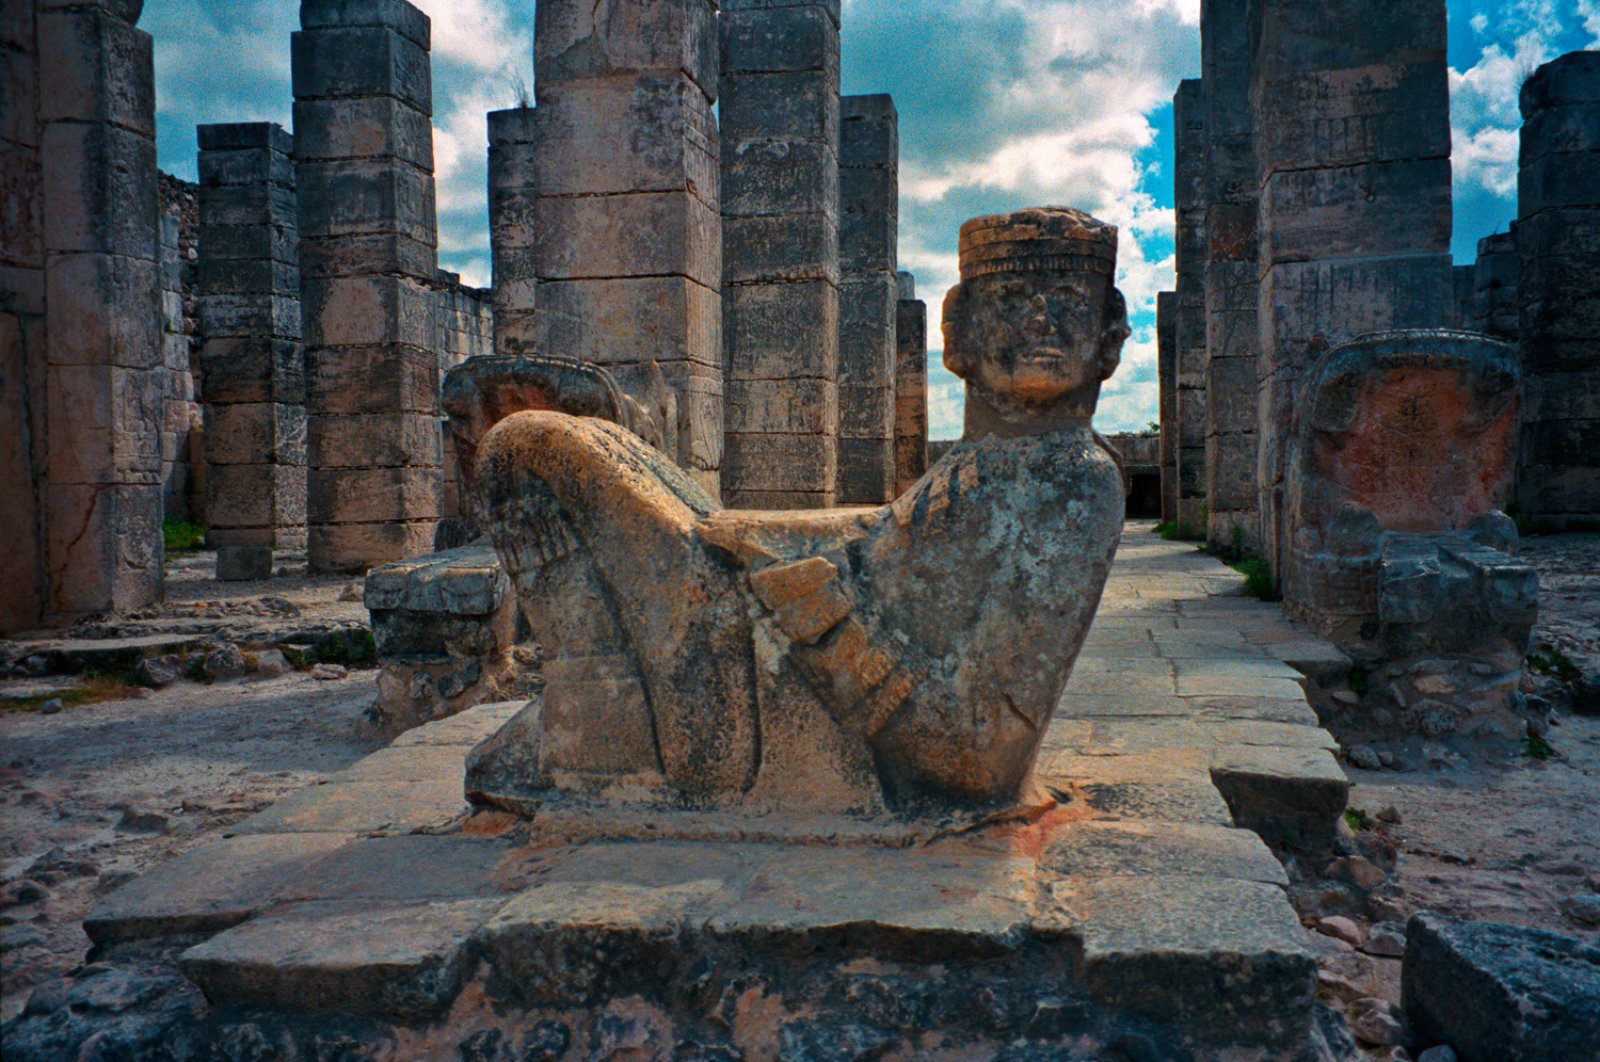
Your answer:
[163,519,207,554]
[0,672,143,715]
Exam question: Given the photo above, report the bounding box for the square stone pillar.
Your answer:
[197,122,307,555]
[1201,0,1259,553]
[294,0,443,572]
[720,0,840,509]
[893,270,927,497]
[1157,290,1178,526]
[1252,0,1454,576]
[1516,52,1600,529]
[1174,78,1209,537]
[1470,231,1520,340]
[38,0,164,616]
[1,0,47,632]
[837,94,899,505]
[487,107,537,357]
[531,0,723,497]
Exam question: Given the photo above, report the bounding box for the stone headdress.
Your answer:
[956,207,1118,282]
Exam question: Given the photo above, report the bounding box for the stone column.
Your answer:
[196,123,307,570]
[1,0,47,632]
[39,0,165,616]
[1516,51,1600,529]
[1252,0,1454,577]
[294,0,443,572]
[1471,231,1519,341]
[531,0,723,496]
[487,106,536,356]
[1174,79,1208,537]
[1157,290,1178,526]
[1201,0,1259,552]
[893,270,927,497]
[836,94,899,504]
[720,0,840,508]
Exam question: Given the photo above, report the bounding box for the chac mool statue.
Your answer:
[467,207,1129,820]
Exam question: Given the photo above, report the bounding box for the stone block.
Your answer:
[1209,745,1349,847]
[206,402,308,466]
[720,69,840,146]
[721,3,838,76]
[197,220,299,264]
[1258,255,1454,375]
[198,293,302,342]
[721,488,832,509]
[296,159,437,247]
[301,274,435,349]
[724,377,836,435]
[308,464,443,525]
[43,252,160,368]
[535,0,718,102]
[840,93,898,164]
[839,167,898,273]
[307,344,439,415]
[298,231,436,280]
[45,481,162,614]
[290,25,432,115]
[46,364,159,484]
[1177,389,1208,449]
[197,145,296,191]
[1206,354,1257,435]
[197,181,298,228]
[1520,104,1600,162]
[309,412,442,470]
[1254,63,1449,173]
[35,6,155,136]
[207,463,306,531]
[299,0,431,49]
[1517,150,1600,217]
[1520,50,1600,114]
[1403,912,1600,1062]
[1251,0,1444,85]
[1206,430,1258,511]
[724,0,841,21]
[216,545,273,581]
[196,257,299,297]
[723,279,838,380]
[38,121,157,258]
[532,192,720,289]
[839,275,897,384]
[533,276,721,370]
[195,121,296,154]
[309,520,437,573]
[723,431,836,493]
[291,95,433,170]
[722,138,837,218]
[723,211,838,284]
[531,77,718,202]
[837,434,894,504]
[1041,820,1287,885]
[200,336,305,404]
[1259,159,1451,268]
[1523,370,1600,424]
[838,382,892,439]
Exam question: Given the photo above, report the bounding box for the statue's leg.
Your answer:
[478,412,759,797]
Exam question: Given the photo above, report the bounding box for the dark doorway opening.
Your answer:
[1127,473,1161,518]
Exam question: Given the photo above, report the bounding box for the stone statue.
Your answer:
[466,208,1129,820]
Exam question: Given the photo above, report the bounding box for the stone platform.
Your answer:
[19,527,1353,1060]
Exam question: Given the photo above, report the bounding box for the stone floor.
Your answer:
[0,526,1363,1058]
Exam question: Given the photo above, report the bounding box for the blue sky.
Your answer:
[145,0,1599,439]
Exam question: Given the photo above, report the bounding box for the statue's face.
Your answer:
[943,271,1123,406]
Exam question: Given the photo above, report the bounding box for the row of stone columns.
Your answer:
[1169,79,1208,537]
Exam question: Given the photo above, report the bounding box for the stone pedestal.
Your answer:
[197,122,307,555]
[1252,0,1455,578]
[720,0,841,509]
[836,94,899,504]
[1201,0,1259,553]
[1516,51,1600,530]
[487,107,537,357]
[529,0,723,497]
[893,271,927,497]
[1174,79,1208,537]
[294,0,443,573]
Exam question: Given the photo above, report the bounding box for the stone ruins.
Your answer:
[2,0,1598,1059]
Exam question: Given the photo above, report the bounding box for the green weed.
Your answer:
[1523,734,1554,761]
[1232,558,1278,601]
[1344,808,1375,832]
[163,519,207,554]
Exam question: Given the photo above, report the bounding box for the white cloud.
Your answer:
[1471,13,1489,33]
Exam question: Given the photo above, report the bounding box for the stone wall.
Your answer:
[196,122,306,553]
[1173,79,1208,537]
[893,270,927,497]
[836,94,899,504]
[529,0,723,496]
[294,0,444,572]
[486,106,536,357]
[1251,0,1454,579]
[720,0,841,508]
[1516,52,1600,529]
[1200,0,1259,552]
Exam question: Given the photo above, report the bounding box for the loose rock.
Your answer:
[132,656,180,689]
[202,644,247,682]
[1317,915,1366,946]
[312,664,348,681]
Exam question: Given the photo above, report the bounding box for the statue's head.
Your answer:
[942,208,1128,423]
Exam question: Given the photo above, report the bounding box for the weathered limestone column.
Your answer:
[720,0,840,508]
[836,94,899,504]
[1201,0,1258,551]
[487,107,537,356]
[1516,51,1600,529]
[1471,231,1519,340]
[893,270,927,497]
[39,0,165,615]
[1157,290,1178,526]
[294,0,443,572]
[1,0,48,632]
[1173,79,1208,536]
[531,0,723,496]
[1252,0,1454,576]
[196,123,307,565]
